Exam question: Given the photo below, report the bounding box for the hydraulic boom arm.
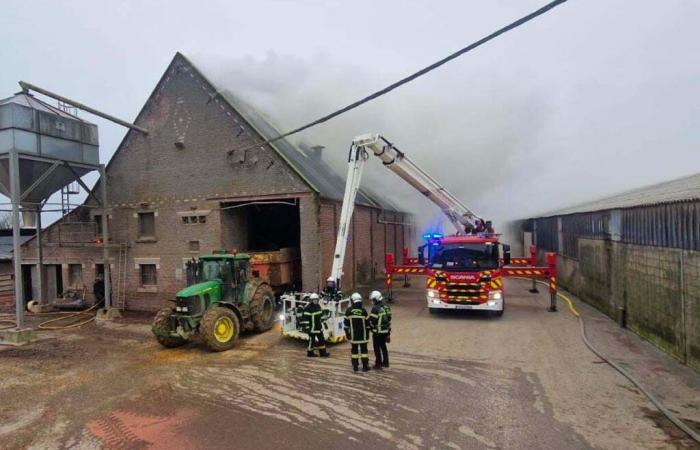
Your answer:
[328,133,484,293]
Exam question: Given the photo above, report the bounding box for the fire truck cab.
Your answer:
[422,234,510,315]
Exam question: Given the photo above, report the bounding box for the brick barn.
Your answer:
[20,52,414,311]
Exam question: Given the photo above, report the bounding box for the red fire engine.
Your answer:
[343,134,559,316]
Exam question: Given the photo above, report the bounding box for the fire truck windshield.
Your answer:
[429,243,499,271]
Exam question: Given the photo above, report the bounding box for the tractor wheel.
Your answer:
[200,307,240,352]
[152,307,187,348]
[251,285,276,333]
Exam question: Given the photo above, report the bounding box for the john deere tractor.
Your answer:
[152,252,276,352]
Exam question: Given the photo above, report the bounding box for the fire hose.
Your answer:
[0,303,100,331]
[517,278,700,444]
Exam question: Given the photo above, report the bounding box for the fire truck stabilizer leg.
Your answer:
[548,291,558,312]
[529,278,539,294]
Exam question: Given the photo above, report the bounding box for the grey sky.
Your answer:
[2,0,699,235]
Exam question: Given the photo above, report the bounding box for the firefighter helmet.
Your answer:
[369,290,383,303]
[350,292,363,304]
[309,293,320,303]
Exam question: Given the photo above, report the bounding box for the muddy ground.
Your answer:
[1,279,699,449]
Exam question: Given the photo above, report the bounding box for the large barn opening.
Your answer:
[220,199,301,291]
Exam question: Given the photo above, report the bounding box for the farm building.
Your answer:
[19,52,414,311]
[527,172,700,371]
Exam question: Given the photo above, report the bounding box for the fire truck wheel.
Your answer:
[493,299,505,318]
[251,285,276,333]
[152,307,187,348]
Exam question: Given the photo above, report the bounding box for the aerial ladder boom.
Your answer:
[328,133,484,293]
[354,134,482,234]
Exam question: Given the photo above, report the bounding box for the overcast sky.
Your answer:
[2,0,699,236]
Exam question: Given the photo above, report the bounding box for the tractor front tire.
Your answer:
[251,285,276,333]
[200,307,240,352]
[152,307,187,348]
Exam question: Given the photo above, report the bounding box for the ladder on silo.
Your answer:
[114,243,128,311]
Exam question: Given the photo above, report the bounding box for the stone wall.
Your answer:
[552,238,700,371]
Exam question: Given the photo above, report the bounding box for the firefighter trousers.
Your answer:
[350,342,369,368]
[373,334,389,366]
[308,332,327,353]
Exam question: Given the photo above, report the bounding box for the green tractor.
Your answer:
[152,252,276,351]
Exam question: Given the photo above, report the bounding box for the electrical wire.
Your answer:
[515,277,700,444]
[237,0,570,151]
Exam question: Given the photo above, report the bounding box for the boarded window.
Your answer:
[94,214,103,236]
[68,264,82,287]
[140,264,157,286]
[138,212,155,238]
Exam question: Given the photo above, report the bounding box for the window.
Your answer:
[94,214,103,236]
[181,215,207,225]
[188,240,200,252]
[140,264,157,287]
[138,212,155,238]
[68,264,83,287]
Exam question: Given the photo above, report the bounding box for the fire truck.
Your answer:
[346,134,559,316]
[280,134,558,340]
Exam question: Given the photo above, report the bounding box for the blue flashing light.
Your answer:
[431,233,443,239]
[422,233,431,240]
[431,242,440,246]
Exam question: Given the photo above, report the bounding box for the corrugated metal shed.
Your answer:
[538,172,700,217]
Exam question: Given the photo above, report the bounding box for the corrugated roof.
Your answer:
[0,234,34,260]
[538,172,700,217]
[219,91,394,208]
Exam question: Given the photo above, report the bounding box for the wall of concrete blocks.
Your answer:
[552,238,700,372]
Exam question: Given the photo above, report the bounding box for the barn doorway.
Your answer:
[220,199,302,291]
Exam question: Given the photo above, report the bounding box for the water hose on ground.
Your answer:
[516,277,700,444]
[0,304,100,331]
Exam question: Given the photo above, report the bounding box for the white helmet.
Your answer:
[350,292,363,304]
[309,293,320,303]
[369,290,383,303]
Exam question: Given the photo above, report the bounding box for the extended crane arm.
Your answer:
[327,133,485,294]
[354,133,482,233]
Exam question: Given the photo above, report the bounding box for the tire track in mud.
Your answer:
[171,349,588,449]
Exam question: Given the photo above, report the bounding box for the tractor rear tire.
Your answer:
[200,307,240,352]
[152,307,187,348]
[251,285,276,333]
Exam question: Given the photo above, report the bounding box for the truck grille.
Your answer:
[443,282,484,303]
[176,296,202,316]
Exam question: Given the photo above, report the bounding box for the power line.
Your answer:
[240,0,570,150]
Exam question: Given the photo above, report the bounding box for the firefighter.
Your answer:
[369,290,391,369]
[301,293,329,358]
[344,292,370,372]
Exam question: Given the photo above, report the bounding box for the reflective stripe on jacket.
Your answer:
[344,305,369,343]
[303,303,324,333]
[370,301,392,334]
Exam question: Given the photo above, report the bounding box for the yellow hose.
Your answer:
[0,304,100,331]
[510,276,700,444]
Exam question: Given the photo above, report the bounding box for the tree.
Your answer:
[0,212,11,230]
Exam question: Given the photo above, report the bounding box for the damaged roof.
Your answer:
[537,172,700,217]
[178,53,399,211]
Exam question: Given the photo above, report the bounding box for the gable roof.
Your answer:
[537,172,700,217]
[175,53,397,210]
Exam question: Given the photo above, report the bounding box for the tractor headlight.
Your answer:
[279,313,286,322]
[175,306,182,312]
